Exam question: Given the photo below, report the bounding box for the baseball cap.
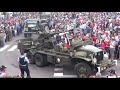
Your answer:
[0,65,7,70]
[108,69,115,74]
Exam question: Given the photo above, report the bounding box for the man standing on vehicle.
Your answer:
[18,51,31,78]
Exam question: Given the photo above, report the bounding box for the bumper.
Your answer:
[97,60,116,72]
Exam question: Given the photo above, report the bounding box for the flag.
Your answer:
[65,37,70,49]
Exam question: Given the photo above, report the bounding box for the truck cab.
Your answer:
[24,19,40,38]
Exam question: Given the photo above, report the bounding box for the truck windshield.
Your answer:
[25,20,38,28]
[27,23,37,28]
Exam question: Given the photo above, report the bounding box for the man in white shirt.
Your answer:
[18,51,31,78]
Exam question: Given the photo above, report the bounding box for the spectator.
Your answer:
[89,75,95,78]
[79,74,87,78]
[110,37,116,60]
[107,69,118,78]
[0,65,12,78]
[95,72,101,78]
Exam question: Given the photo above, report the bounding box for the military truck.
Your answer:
[24,19,50,38]
[17,32,116,77]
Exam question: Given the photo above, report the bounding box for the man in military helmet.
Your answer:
[7,27,13,41]
[71,35,83,50]
[85,38,94,45]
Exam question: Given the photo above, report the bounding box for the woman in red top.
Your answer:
[93,35,97,46]
[101,40,106,50]
[104,40,110,57]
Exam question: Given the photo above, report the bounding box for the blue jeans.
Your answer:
[17,27,20,35]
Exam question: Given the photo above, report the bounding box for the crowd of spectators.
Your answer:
[49,12,120,60]
[0,12,40,47]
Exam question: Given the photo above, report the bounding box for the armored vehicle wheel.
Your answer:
[26,51,34,64]
[75,62,92,78]
[34,54,45,67]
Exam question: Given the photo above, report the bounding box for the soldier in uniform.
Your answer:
[8,27,13,41]
[71,35,83,50]
[85,38,94,45]
[0,28,6,47]
[6,27,12,41]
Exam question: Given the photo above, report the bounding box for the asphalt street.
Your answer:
[0,34,120,78]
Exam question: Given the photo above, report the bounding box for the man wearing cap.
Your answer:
[107,69,118,78]
[18,51,31,78]
[0,65,11,78]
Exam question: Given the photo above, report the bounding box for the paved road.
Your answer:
[0,35,54,78]
[0,34,120,78]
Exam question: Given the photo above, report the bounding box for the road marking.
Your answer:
[62,75,77,78]
[0,45,10,52]
[54,63,64,77]
[8,45,17,51]
[54,73,63,77]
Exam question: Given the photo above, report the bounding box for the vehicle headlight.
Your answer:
[25,28,28,31]
[57,58,60,63]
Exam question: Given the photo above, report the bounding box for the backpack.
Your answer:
[19,57,27,66]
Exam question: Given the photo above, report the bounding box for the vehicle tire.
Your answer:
[26,51,35,64]
[24,34,27,38]
[34,53,45,67]
[74,62,92,78]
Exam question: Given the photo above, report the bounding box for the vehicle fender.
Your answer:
[72,57,92,62]
[29,49,37,56]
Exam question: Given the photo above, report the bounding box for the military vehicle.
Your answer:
[24,19,50,38]
[39,19,50,33]
[17,32,116,77]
